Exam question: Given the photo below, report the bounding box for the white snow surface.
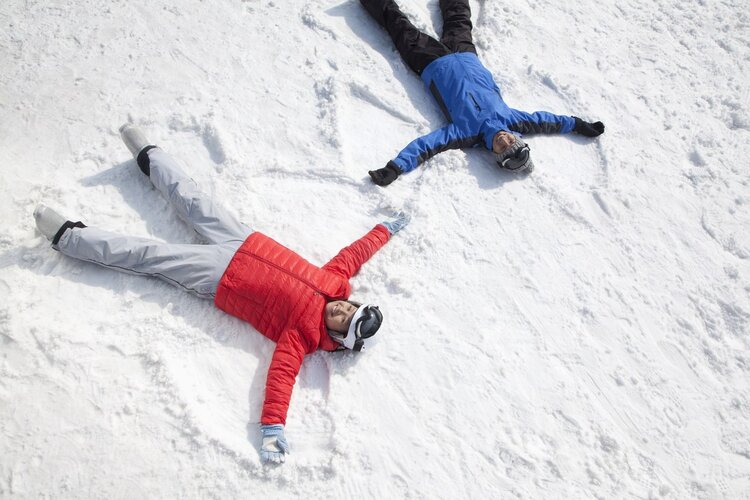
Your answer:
[2,0,750,497]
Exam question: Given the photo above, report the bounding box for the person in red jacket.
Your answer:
[33,124,410,464]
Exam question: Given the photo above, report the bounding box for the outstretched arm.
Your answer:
[508,110,605,137]
[322,224,392,279]
[261,328,306,426]
[259,328,307,464]
[508,109,577,135]
[370,124,479,186]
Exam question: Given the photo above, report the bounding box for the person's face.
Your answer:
[492,131,516,154]
[324,300,358,333]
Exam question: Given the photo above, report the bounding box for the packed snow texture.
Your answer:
[2,0,750,497]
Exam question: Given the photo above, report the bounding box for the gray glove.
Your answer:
[260,424,289,464]
[382,211,410,235]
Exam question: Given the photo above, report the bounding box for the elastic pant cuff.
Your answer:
[52,221,87,246]
[136,145,158,176]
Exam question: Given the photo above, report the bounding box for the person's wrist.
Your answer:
[386,163,402,176]
[573,116,583,132]
[261,423,284,434]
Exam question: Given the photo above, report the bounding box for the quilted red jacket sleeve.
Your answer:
[322,224,390,279]
[260,328,307,425]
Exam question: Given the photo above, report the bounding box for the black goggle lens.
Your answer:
[499,145,530,170]
[355,305,383,339]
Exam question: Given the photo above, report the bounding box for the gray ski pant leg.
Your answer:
[146,148,251,244]
[56,227,241,299]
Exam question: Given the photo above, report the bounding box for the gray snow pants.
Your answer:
[55,148,252,299]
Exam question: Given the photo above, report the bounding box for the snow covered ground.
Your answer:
[2,0,749,497]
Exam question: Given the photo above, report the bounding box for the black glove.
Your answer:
[369,163,401,186]
[573,117,605,137]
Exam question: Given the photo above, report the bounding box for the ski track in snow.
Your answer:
[2,0,750,497]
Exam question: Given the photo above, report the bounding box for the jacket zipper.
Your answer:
[468,92,481,112]
[236,248,329,297]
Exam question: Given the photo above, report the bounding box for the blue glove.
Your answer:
[382,211,410,235]
[260,424,289,464]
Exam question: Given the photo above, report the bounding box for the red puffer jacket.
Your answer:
[214,224,390,425]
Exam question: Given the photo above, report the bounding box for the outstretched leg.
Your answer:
[439,0,476,54]
[360,0,450,75]
[142,147,251,244]
[121,124,251,245]
[55,225,240,299]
